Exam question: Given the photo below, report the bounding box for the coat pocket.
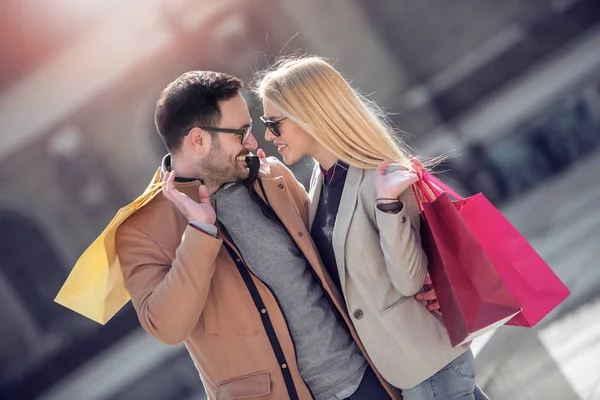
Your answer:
[216,371,271,400]
[381,295,409,313]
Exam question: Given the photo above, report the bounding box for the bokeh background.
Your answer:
[1,0,600,399]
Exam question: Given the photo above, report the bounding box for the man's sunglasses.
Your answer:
[260,116,287,137]
[195,123,253,144]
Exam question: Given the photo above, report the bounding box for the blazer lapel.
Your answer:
[332,165,363,293]
[308,163,322,230]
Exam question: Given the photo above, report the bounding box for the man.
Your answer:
[116,71,437,400]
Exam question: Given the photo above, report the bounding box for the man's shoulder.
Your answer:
[118,193,184,238]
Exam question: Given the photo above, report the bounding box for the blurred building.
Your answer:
[0,0,599,399]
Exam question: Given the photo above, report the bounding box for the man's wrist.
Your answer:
[189,221,218,237]
[187,214,215,225]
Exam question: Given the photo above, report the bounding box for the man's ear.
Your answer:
[185,127,209,156]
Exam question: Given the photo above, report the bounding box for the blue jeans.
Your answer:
[346,366,391,399]
[401,350,490,400]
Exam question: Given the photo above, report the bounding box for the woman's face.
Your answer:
[262,100,318,165]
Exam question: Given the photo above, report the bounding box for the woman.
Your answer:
[255,57,489,400]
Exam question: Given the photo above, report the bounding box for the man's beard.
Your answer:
[199,144,250,191]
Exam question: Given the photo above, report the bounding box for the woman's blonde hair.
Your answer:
[255,56,414,170]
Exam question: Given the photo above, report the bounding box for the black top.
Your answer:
[310,161,349,294]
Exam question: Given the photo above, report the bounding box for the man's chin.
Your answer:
[235,166,251,180]
[238,170,251,180]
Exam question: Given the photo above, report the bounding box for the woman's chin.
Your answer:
[281,154,298,165]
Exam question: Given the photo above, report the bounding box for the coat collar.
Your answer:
[160,153,270,187]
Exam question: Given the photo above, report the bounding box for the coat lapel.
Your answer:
[332,165,363,293]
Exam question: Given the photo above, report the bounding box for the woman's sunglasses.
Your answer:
[260,116,287,137]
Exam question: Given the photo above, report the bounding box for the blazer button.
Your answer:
[278,183,284,189]
[353,309,364,319]
[298,232,304,237]
[401,216,407,223]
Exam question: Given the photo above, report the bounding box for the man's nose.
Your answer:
[244,131,258,149]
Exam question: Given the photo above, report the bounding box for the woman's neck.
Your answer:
[311,145,339,171]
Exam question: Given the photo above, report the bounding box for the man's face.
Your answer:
[198,94,258,185]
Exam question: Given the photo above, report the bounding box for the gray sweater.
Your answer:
[210,182,367,400]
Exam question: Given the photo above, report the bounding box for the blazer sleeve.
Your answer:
[116,223,222,345]
[374,185,428,296]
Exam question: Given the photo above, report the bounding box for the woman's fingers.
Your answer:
[376,160,389,176]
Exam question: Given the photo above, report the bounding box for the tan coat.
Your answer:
[308,164,468,390]
[116,157,401,400]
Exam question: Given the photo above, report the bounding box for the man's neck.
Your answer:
[203,179,229,195]
[170,156,223,194]
[170,156,199,180]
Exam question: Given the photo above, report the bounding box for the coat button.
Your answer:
[281,363,287,369]
[401,216,407,223]
[261,308,267,314]
[353,309,364,319]
[298,232,304,237]
[278,183,284,189]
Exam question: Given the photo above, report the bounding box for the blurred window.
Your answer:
[458,94,600,204]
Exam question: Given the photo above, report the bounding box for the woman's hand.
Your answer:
[374,156,423,200]
[416,274,441,312]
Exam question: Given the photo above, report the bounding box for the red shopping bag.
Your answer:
[420,172,570,327]
[415,181,522,347]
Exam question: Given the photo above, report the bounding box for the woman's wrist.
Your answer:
[376,196,400,204]
[376,197,404,213]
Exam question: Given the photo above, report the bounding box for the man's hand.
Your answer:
[416,274,440,312]
[162,171,216,224]
[257,148,267,158]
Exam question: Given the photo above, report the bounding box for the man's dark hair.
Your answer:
[154,71,244,153]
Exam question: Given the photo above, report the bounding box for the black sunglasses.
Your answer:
[260,116,287,137]
[193,123,253,144]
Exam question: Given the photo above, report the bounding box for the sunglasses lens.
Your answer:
[268,123,281,137]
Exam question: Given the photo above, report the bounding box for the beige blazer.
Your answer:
[308,164,468,389]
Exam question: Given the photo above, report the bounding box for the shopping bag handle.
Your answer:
[411,170,463,212]
[422,171,463,200]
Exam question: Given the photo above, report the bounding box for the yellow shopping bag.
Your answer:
[55,168,164,324]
